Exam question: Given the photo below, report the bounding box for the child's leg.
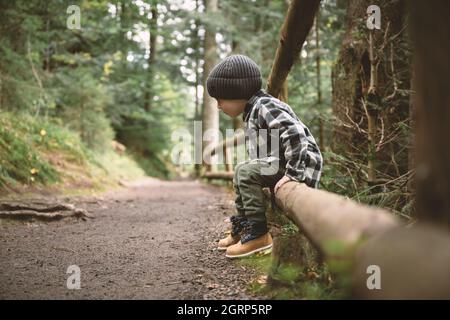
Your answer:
[233,161,248,217]
[235,160,285,232]
[225,160,285,258]
[217,162,250,250]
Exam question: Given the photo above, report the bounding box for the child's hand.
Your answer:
[274,176,292,194]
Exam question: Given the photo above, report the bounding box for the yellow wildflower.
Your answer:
[103,61,113,76]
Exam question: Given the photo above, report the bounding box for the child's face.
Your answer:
[216,99,247,118]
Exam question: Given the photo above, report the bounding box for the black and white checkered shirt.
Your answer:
[243,89,323,188]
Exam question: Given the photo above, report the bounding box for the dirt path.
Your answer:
[0,178,262,299]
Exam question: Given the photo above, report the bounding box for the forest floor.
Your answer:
[0,178,265,299]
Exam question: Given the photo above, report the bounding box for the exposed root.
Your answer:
[0,201,91,221]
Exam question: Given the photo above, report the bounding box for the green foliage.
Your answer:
[0,0,412,222]
[281,222,299,235]
[320,149,414,219]
[0,110,144,190]
[51,68,114,151]
[270,263,303,284]
[90,150,145,183]
[0,0,349,185]
[236,225,346,300]
[0,111,77,186]
[0,0,194,183]
[0,130,58,186]
[237,254,273,274]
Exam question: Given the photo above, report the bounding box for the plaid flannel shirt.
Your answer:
[242,89,323,188]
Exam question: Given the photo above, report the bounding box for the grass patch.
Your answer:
[0,111,145,194]
[233,221,347,300]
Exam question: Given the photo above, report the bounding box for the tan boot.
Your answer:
[225,233,273,259]
[218,234,240,251]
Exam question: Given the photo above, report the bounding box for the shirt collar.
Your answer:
[243,89,268,122]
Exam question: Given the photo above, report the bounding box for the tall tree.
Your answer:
[314,9,324,150]
[331,0,412,209]
[144,0,158,111]
[410,1,450,227]
[202,0,219,170]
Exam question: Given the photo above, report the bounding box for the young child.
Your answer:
[206,55,323,259]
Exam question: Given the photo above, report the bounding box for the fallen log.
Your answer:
[208,131,245,158]
[352,224,450,299]
[275,182,398,254]
[274,181,450,299]
[267,0,321,100]
[203,171,234,180]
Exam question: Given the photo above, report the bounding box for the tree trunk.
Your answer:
[202,0,219,172]
[203,171,234,180]
[366,30,380,185]
[314,11,324,150]
[144,1,158,111]
[410,1,450,227]
[331,0,411,191]
[194,0,202,177]
[194,0,201,121]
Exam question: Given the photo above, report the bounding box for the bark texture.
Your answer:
[410,1,450,227]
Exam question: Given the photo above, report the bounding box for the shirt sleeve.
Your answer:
[257,101,309,182]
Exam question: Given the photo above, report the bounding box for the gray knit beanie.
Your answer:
[206,55,262,100]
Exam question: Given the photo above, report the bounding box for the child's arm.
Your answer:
[274,175,292,194]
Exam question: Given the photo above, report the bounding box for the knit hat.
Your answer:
[206,55,262,100]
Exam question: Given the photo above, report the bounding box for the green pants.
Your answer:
[233,159,286,224]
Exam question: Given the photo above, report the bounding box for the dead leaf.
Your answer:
[257,275,268,284]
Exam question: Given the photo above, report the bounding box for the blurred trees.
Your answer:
[201,0,219,171]
[0,0,189,177]
[0,0,345,178]
[0,0,417,217]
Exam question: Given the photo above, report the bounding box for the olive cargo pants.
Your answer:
[233,159,285,225]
